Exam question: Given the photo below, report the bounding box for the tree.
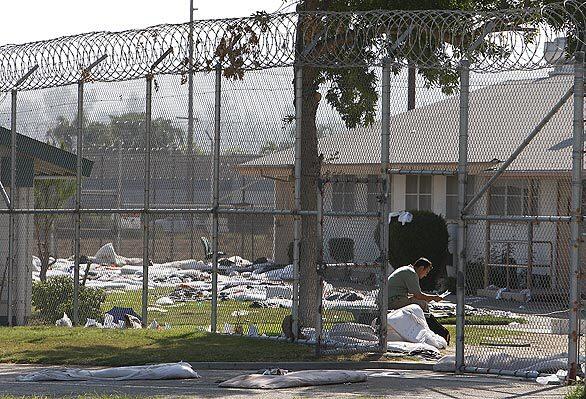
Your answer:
[214,0,552,329]
[46,112,188,149]
[387,211,449,291]
[34,143,76,281]
[259,122,334,155]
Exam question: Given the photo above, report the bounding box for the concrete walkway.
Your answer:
[0,363,571,398]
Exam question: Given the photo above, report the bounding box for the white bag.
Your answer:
[55,313,72,327]
[17,362,200,381]
[386,304,447,349]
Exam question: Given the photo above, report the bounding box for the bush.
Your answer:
[287,241,294,264]
[565,385,586,399]
[387,210,449,291]
[328,237,355,263]
[466,259,485,294]
[32,276,106,325]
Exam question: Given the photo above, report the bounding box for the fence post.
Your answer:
[568,50,584,381]
[315,178,324,355]
[143,73,153,327]
[8,65,38,327]
[74,56,106,326]
[141,48,172,327]
[211,64,221,333]
[379,58,391,352]
[456,59,470,371]
[188,0,196,259]
[73,79,84,326]
[292,66,303,340]
[8,89,17,327]
[116,139,122,251]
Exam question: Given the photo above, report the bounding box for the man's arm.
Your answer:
[412,292,444,302]
[404,271,443,302]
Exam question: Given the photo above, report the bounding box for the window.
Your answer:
[446,176,458,219]
[446,175,476,219]
[405,175,432,211]
[488,179,538,216]
[366,175,381,212]
[332,175,355,211]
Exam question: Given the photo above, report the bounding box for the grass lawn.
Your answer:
[565,385,586,399]
[446,325,524,345]
[0,397,133,399]
[0,323,527,366]
[0,326,315,366]
[99,289,523,333]
[16,288,532,366]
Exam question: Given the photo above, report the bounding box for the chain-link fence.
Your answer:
[0,1,585,379]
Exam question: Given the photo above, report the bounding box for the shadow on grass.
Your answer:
[2,330,317,367]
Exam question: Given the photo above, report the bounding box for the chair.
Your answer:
[200,236,226,260]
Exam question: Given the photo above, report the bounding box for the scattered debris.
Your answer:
[155,297,174,306]
[55,313,72,327]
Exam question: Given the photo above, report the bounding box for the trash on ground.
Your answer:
[16,362,200,382]
[55,313,72,327]
[218,370,367,389]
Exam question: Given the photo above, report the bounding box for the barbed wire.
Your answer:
[0,1,584,92]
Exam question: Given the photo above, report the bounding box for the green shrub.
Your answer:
[32,276,106,325]
[565,385,586,399]
[466,259,485,294]
[287,241,294,264]
[387,210,449,291]
[328,237,355,263]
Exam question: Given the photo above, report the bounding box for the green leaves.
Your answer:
[322,67,377,128]
[46,112,189,149]
[32,276,106,325]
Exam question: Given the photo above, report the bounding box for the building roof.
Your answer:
[239,72,576,175]
[0,127,93,178]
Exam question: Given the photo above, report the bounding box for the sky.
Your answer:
[0,0,554,151]
[0,0,286,46]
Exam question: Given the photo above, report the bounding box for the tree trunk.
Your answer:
[35,215,52,282]
[294,0,322,329]
[408,62,416,111]
[298,65,321,328]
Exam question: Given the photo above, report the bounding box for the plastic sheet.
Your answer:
[16,362,200,381]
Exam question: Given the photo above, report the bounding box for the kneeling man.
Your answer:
[387,257,443,312]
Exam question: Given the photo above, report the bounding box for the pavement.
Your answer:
[0,363,573,398]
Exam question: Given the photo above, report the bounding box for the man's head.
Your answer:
[413,257,433,279]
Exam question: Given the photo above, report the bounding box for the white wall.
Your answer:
[0,186,33,325]
[465,177,560,288]
[272,173,563,288]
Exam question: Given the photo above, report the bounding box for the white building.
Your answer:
[238,66,580,294]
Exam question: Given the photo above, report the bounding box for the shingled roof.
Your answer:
[239,72,577,176]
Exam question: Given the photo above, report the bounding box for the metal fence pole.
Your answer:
[211,64,221,333]
[143,73,153,327]
[141,48,171,327]
[7,89,17,327]
[379,58,391,352]
[116,139,122,251]
[315,178,324,356]
[75,58,106,326]
[568,50,584,381]
[188,0,196,259]
[292,66,303,340]
[73,80,84,326]
[456,59,470,371]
